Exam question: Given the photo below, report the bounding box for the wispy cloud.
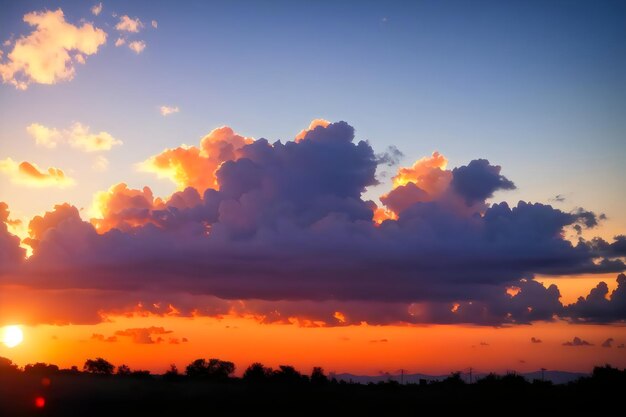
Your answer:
[160,105,180,116]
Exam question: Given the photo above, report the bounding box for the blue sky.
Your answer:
[1,0,625,234]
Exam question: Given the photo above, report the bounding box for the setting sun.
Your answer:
[2,325,24,348]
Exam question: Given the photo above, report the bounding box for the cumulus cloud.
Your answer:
[139,126,253,192]
[91,3,103,16]
[295,119,330,141]
[451,159,516,205]
[26,123,62,148]
[562,337,593,347]
[0,158,74,188]
[115,15,143,33]
[160,105,180,116]
[564,274,626,322]
[26,122,122,152]
[1,121,625,327]
[128,40,146,54]
[0,9,107,89]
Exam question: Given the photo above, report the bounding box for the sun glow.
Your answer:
[2,325,24,348]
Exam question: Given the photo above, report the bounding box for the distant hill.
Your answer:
[332,370,588,385]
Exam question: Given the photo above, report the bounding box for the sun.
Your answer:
[2,325,24,348]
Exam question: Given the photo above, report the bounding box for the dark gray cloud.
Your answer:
[0,121,625,326]
[562,337,593,346]
[564,274,626,323]
[451,159,516,205]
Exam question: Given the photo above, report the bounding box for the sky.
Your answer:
[0,0,625,376]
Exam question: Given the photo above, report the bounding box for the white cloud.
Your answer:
[26,122,122,152]
[159,105,180,116]
[128,40,146,54]
[151,20,158,29]
[115,37,125,47]
[67,122,122,152]
[92,155,109,172]
[91,3,103,16]
[116,15,143,33]
[26,123,62,148]
[0,9,107,90]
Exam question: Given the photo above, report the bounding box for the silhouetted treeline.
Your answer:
[0,356,624,416]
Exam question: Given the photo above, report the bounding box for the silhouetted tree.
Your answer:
[116,364,132,376]
[311,367,329,385]
[0,357,19,374]
[164,364,180,381]
[24,363,59,375]
[83,358,114,375]
[243,362,273,382]
[272,365,308,384]
[185,358,235,380]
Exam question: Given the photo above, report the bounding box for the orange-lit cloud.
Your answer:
[0,9,107,89]
[115,15,143,33]
[114,37,125,47]
[114,327,173,344]
[139,126,253,192]
[160,105,180,116]
[0,158,73,188]
[380,151,452,214]
[26,122,122,152]
[128,40,146,54]
[295,119,330,141]
[90,183,164,232]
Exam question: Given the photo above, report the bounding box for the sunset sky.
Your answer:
[0,0,625,376]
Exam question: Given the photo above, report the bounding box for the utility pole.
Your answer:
[541,368,546,382]
[400,369,404,385]
[469,367,473,384]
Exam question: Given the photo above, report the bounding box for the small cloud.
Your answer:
[601,338,614,348]
[0,158,74,188]
[114,326,173,344]
[480,342,489,346]
[74,53,86,64]
[550,194,566,203]
[0,9,107,90]
[376,145,404,167]
[381,17,388,23]
[369,339,388,343]
[159,105,180,116]
[27,122,122,152]
[531,337,542,344]
[92,155,109,172]
[151,20,158,29]
[128,40,146,54]
[562,336,593,347]
[26,123,62,148]
[116,15,143,33]
[91,2,103,16]
[182,337,188,343]
[115,37,125,47]
[91,333,117,342]
[67,122,122,151]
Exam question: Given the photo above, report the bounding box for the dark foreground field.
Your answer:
[1,365,625,417]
